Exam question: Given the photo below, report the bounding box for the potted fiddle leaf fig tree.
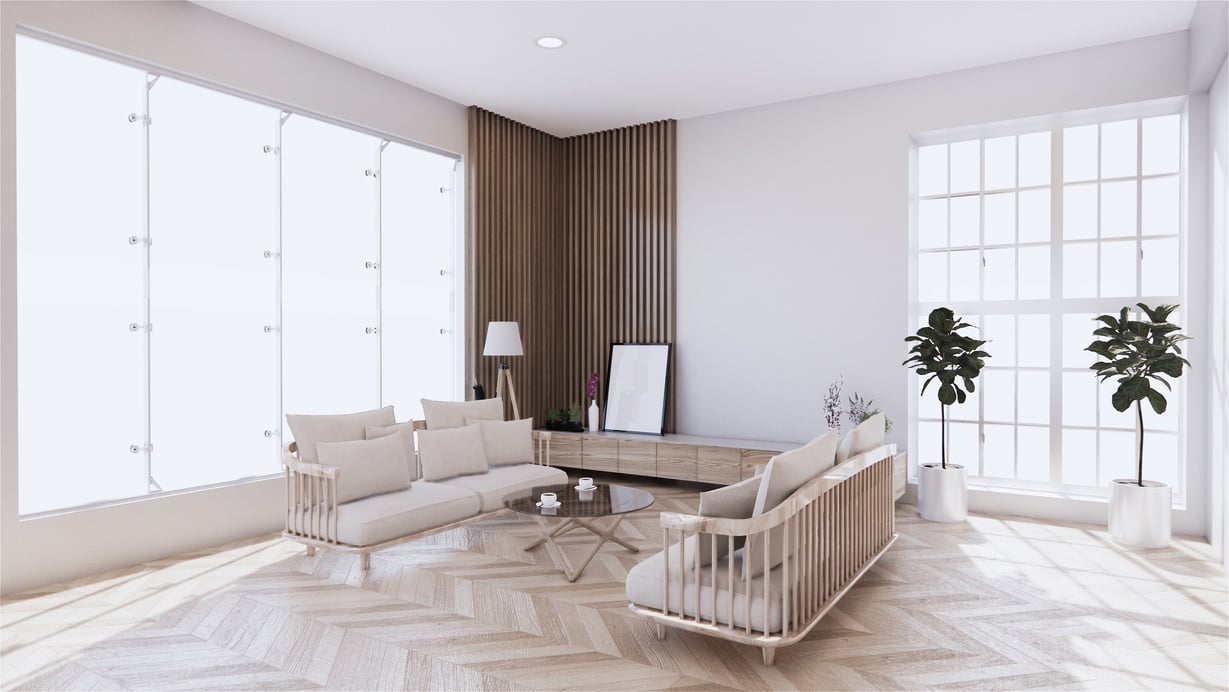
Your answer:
[903,307,990,522]
[1086,303,1191,548]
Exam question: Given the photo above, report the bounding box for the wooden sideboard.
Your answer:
[540,430,908,500]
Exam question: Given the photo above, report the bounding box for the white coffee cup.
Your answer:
[579,477,595,490]
[540,492,558,506]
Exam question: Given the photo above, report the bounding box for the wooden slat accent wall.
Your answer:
[468,108,676,430]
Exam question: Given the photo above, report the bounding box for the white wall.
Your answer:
[677,32,1213,534]
[1208,56,1228,561]
[0,1,467,595]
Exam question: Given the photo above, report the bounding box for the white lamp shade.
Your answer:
[483,321,524,357]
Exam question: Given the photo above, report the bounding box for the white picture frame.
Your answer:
[603,342,671,435]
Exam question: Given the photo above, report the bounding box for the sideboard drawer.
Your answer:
[582,438,619,473]
[619,440,657,477]
[698,446,741,485]
[740,449,775,480]
[550,436,583,469]
[657,443,698,481]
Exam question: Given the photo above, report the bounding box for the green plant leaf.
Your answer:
[938,383,956,405]
[1145,388,1167,414]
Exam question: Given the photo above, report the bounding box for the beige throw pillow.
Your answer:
[417,424,489,481]
[835,413,886,465]
[421,398,504,429]
[286,406,396,463]
[366,422,418,479]
[316,432,412,504]
[691,474,761,569]
[744,430,838,579]
[468,418,534,466]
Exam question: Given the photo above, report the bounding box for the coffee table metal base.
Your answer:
[524,515,639,582]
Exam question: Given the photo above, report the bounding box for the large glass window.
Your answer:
[16,35,462,515]
[914,108,1185,500]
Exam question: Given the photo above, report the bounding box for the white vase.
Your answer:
[1108,479,1171,548]
[918,463,967,522]
[588,400,600,432]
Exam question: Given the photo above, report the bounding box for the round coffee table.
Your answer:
[505,483,655,582]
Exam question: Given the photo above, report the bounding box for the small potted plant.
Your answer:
[903,307,990,522]
[546,405,585,433]
[1086,303,1191,548]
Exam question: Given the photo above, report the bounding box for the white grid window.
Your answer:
[914,109,1185,500]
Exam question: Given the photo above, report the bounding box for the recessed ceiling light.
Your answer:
[536,36,566,49]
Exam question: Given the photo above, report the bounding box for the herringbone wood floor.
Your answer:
[2,475,1226,690]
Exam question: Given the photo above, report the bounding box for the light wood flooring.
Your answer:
[2,475,1227,690]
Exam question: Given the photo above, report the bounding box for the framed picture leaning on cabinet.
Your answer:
[604,343,671,435]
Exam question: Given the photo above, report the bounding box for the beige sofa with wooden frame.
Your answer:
[282,401,565,569]
[626,416,897,665]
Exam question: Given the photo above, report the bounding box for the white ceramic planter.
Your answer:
[918,463,967,522]
[1108,479,1172,548]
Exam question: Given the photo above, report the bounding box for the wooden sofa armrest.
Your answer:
[533,429,552,466]
[283,443,341,544]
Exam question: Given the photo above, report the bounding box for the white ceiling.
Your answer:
[196,0,1198,137]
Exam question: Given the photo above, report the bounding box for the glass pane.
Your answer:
[949,422,980,471]
[1062,429,1097,485]
[381,142,459,420]
[282,115,381,420]
[950,140,980,194]
[919,380,943,420]
[1099,430,1135,485]
[1063,125,1098,182]
[16,36,147,513]
[947,377,980,421]
[918,421,941,466]
[1018,188,1050,243]
[1062,243,1097,298]
[1099,380,1136,430]
[984,192,1015,245]
[1019,131,1051,187]
[1017,371,1049,424]
[918,198,947,249]
[1062,371,1097,427]
[984,136,1015,190]
[1018,245,1050,300]
[1141,237,1179,296]
[1142,114,1180,176]
[1099,240,1137,297]
[1018,426,1049,482]
[1100,181,1137,238]
[984,424,1015,478]
[983,370,1015,422]
[1144,433,1179,488]
[918,144,947,197]
[1141,176,1179,236]
[981,314,1016,366]
[950,196,980,246]
[918,252,947,302]
[1100,119,1137,179]
[983,248,1015,301]
[1145,395,1179,432]
[1017,314,1051,367]
[1063,183,1098,240]
[1062,313,1097,368]
[949,249,980,301]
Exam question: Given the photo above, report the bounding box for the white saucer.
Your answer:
[536,501,561,508]
[575,485,598,492]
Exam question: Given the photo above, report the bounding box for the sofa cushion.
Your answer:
[317,433,413,504]
[286,406,395,463]
[417,424,488,481]
[690,474,761,569]
[421,398,504,429]
[366,422,418,479]
[745,429,838,578]
[437,463,568,512]
[468,418,534,466]
[333,482,482,547]
[626,546,789,634]
[835,413,886,465]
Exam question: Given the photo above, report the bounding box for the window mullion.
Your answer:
[1050,127,1065,487]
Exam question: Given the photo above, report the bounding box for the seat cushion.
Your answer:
[286,406,396,463]
[835,413,886,465]
[626,546,790,634]
[334,482,482,547]
[436,463,568,512]
[421,398,504,429]
[317,432,413,504]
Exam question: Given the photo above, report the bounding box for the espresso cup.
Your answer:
[540,492,557,506]
[579,477,595,490]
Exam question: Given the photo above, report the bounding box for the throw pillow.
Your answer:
[468,418,534,466]
[316,432,412,505]
[691,474,761,569]
[286,406,396,464]
[421,398,504,429]
[835,413,886,465]
[366,421,418,479]
[417,423,489,481]
[744,429,838,579]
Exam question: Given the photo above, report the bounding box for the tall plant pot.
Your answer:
[918,463,967,522]
[1108,479,1171,548]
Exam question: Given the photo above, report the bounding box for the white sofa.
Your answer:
[282,400,567,569]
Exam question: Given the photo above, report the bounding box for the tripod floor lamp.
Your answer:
[483,321,523,420]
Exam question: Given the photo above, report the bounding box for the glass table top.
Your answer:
[504,483,655,518]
